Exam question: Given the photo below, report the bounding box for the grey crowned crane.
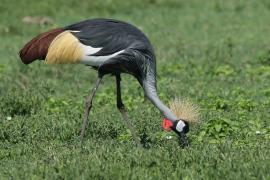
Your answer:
[19,18,190,147]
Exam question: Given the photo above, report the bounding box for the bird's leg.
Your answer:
[116,74,142,148]
[80,77,102,142]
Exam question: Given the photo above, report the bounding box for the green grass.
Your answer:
[0,0,270,179]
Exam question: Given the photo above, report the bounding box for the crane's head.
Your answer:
[162,98,200,139]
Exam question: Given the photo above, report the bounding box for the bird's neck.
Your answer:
[143,80,178,122]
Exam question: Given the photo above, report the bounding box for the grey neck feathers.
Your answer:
[142,79,178,122]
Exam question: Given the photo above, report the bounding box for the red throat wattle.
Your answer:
[163,118,173,131]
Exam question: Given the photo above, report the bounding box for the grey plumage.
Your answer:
[65,19,184,124]
[66,21,147,80]
[19,18,189,146]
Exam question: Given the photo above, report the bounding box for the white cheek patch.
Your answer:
[176,120,185,132]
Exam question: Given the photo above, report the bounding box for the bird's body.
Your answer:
[21,19,154,78]
[19,18,189,146]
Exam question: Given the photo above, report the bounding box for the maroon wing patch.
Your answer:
[19,28,64,64]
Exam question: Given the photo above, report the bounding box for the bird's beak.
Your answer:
[178,132,189,147]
